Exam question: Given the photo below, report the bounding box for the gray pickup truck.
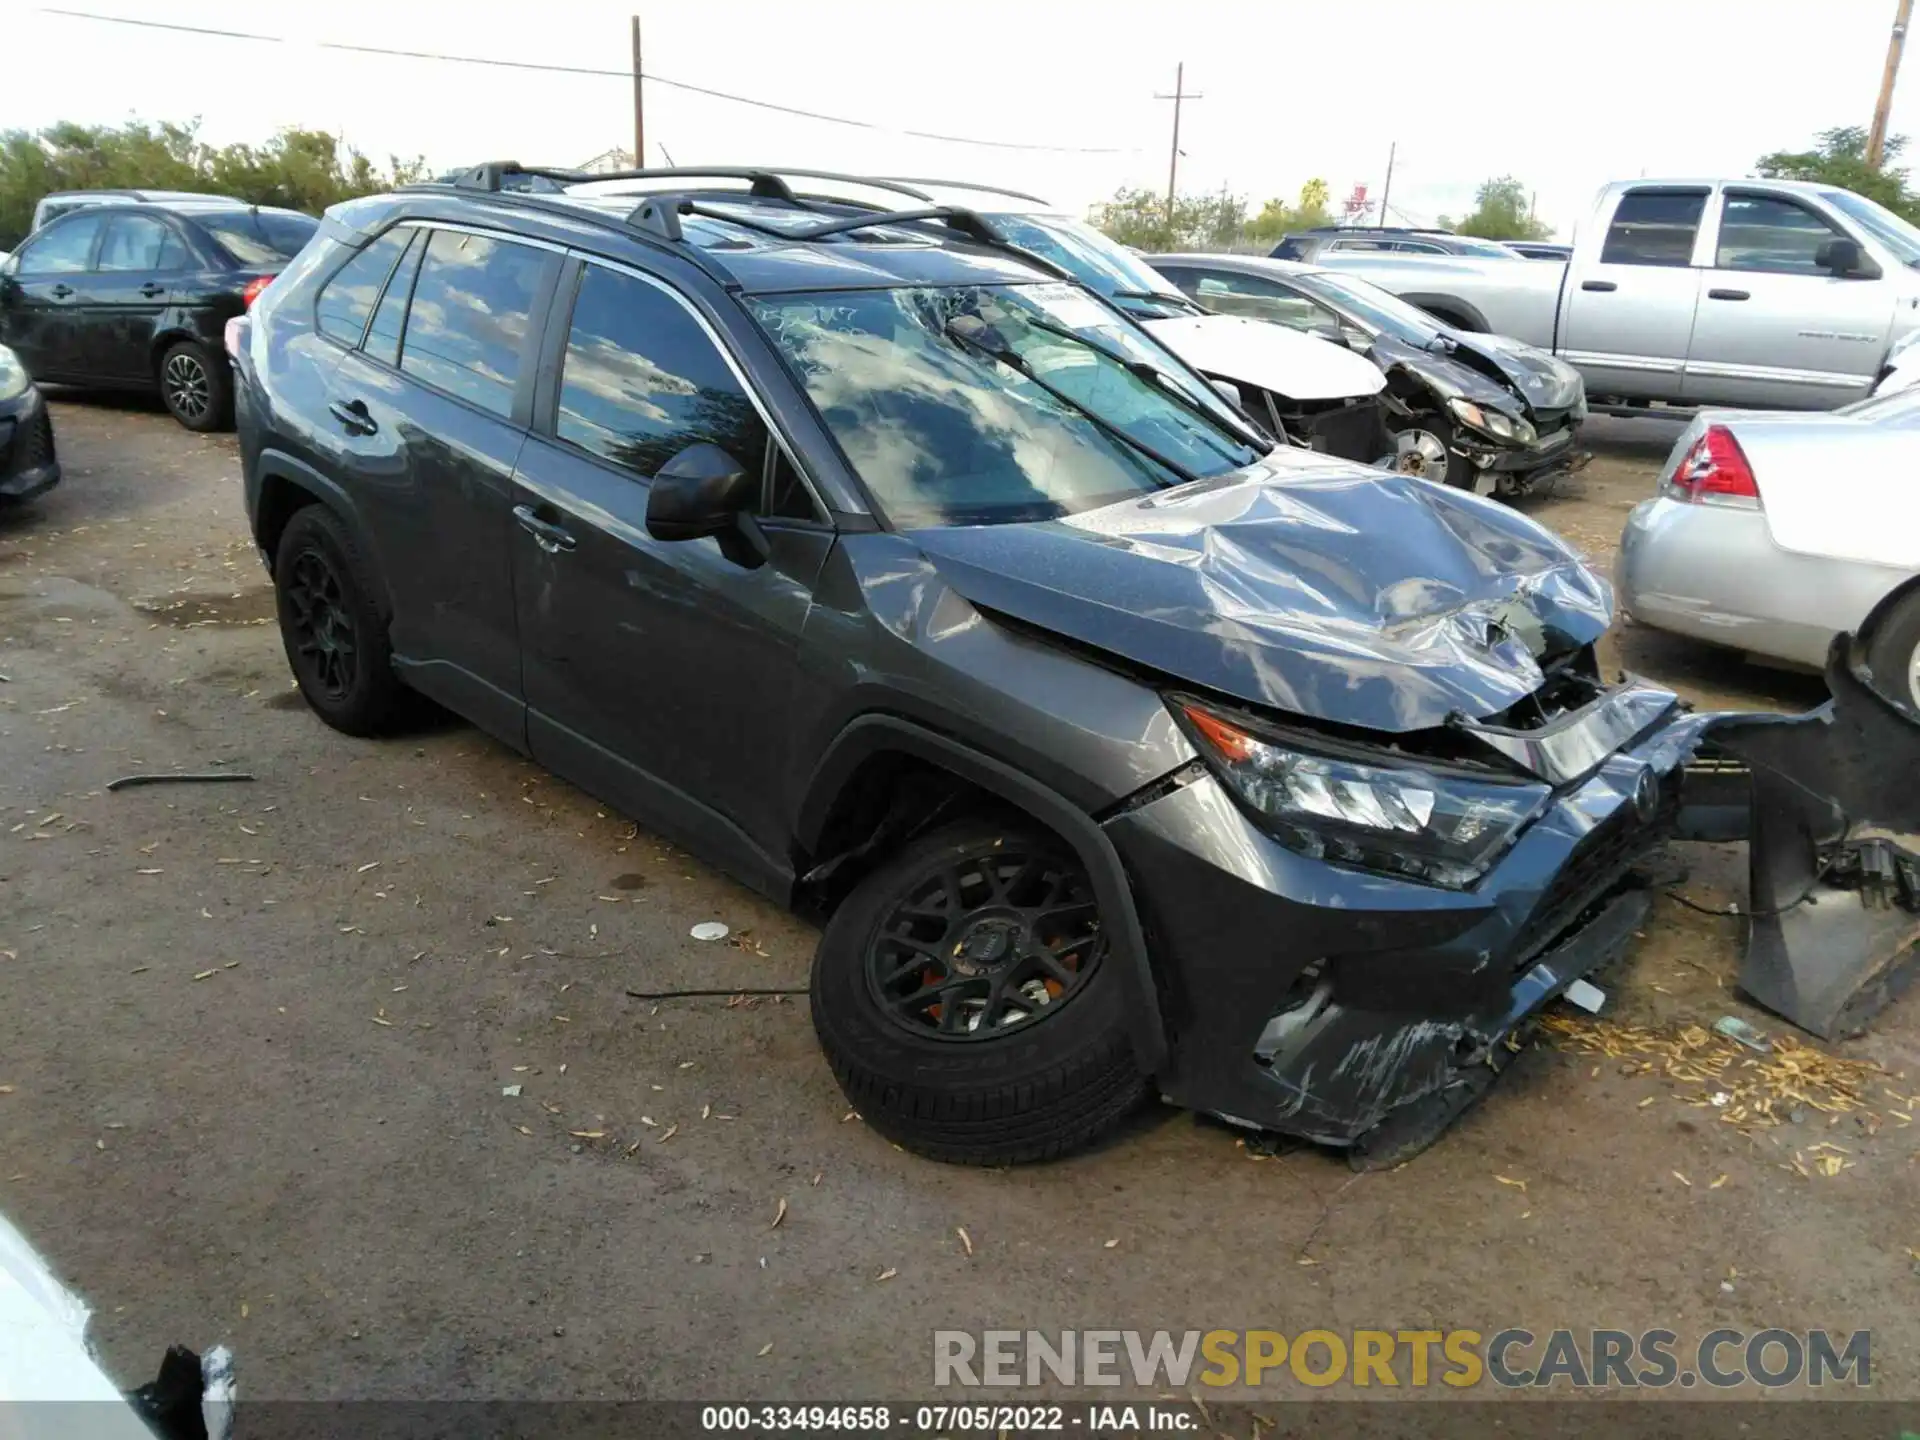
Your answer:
[1312,178,1920,412]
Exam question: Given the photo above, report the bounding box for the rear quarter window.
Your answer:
[314,227,414,347]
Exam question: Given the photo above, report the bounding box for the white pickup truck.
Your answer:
[1311,178,1920,412]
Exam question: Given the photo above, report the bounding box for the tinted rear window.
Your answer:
[314,227,413,347]
[200,211,318,266]
[398,229,552,419]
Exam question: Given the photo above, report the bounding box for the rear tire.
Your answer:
[810,819,1151,1165]
[273,506,406,736]
[158,340,232,432]
[1864,588,1920,717]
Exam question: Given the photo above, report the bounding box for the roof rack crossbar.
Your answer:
[875,176,1053,206]
[447,161,591,192]
[790,205,1003,244]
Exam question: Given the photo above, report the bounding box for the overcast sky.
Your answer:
[5,0,1916,238]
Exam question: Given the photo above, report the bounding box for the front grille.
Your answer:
[1510,781,1678,969]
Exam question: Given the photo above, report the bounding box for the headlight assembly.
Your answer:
[1447,395,1536,446]
[1176,701,1549,889]
[0,346,28,403]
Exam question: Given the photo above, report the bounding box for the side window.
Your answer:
[1185,270,1335,330]
[97,215,189,273]
[1599,190,1707,267]
[766,445,818,521]
[1715,194,1845,274]
[314,227,412,347]
[1331,238,1391,252]
[400,229,550,419]
[556,263,773,484]
[1395,241,1446,254]
[363,230,425,367]
[14,213,104,274]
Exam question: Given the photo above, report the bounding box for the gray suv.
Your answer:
[230,165,1729,1167]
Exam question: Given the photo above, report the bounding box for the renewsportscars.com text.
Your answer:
[932,1328,1871,1390]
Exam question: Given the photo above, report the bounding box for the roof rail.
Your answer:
[445,161,589,192]
[567,166,933,207]
[875,177,1053,207]
[789,205,1004,244]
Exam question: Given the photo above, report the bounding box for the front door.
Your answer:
[1557,187,1709,401]
[320,224,558,744]
[511,259,832,892]
[1682,190,1896,409]
[0,211,106,380]
[79,212,192,381]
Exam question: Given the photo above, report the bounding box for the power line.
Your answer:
[37,7,1131,155]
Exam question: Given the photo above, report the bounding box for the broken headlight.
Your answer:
[1177,702,1549,889]
[1447,396,1536,446]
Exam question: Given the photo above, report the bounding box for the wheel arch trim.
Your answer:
[797,713,1168,1074]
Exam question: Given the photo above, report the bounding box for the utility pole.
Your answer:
[1870,0,1915,168]
[630,13,646,168]
[1154,63,1202,235]
[1377,141,1396,226]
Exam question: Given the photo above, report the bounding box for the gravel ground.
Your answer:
[1,400,1913,1404]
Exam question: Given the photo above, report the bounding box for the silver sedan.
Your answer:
[1616,387,1920,710]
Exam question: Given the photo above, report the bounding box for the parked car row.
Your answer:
[0,194,316,431]
[1305,177,1920,413]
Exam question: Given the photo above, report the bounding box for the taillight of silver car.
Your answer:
[1666,424,1760,508]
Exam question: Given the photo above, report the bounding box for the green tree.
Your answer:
[0,118,427,248]
[1241,179,1334,247]
[1452,176,1550,241]
[1756,124,1919,220]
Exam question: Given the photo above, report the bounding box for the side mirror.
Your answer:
[1309,322,1350,350]
[1815,237,1877,278]
[1209,377,1245,408]
[645,442,757,542]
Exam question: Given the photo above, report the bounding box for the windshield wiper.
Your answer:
[1018,313,1272,451]
[1109,288,1200,309]
[942,317,1200,485]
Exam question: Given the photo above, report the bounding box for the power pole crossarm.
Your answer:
[1870,0,1914,169]
[1154,63,1202,240]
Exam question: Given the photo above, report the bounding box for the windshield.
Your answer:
[750,281,1266,526]
[1295,270,1446,344]
[200,211,317,266]
[985,213,1194,315]
[1821,189,1920,267]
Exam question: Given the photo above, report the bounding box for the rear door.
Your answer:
[0,212,106,379]
[321,223,559,743]
[1558,186,1708,400]
[80,212,194,380]
[510,257,833,887]
[1682,190,1895,409]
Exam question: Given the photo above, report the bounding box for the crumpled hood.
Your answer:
[1142,313,1388,403]
[907,452,1612,733]
[1456,331,1585,414]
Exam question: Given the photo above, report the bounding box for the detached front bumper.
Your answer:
[1104,707,1705,1149]
[0,389,61,504]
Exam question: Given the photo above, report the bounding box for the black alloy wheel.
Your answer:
[864,844,1105,1041]
[812,821,1150,1165]
[282,547,358,704]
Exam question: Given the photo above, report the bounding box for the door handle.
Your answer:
[49,284,74,299]
[1580,280,1618,292]
[327,398,377,436]
[513,504,577,554]
[1707,288,1750,301]
[138,282,166,298]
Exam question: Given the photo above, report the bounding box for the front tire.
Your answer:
[1385,416,1469,488]
[810,820,1151,1165]
[273,506,406,736]
[1865,588,1920,718]
[158,340,233,432]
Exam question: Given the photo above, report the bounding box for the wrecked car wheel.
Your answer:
[1384,419,1465,488]
[811,820,1150,1164]
[1864,588,1920,718]
[273,506,406,736]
